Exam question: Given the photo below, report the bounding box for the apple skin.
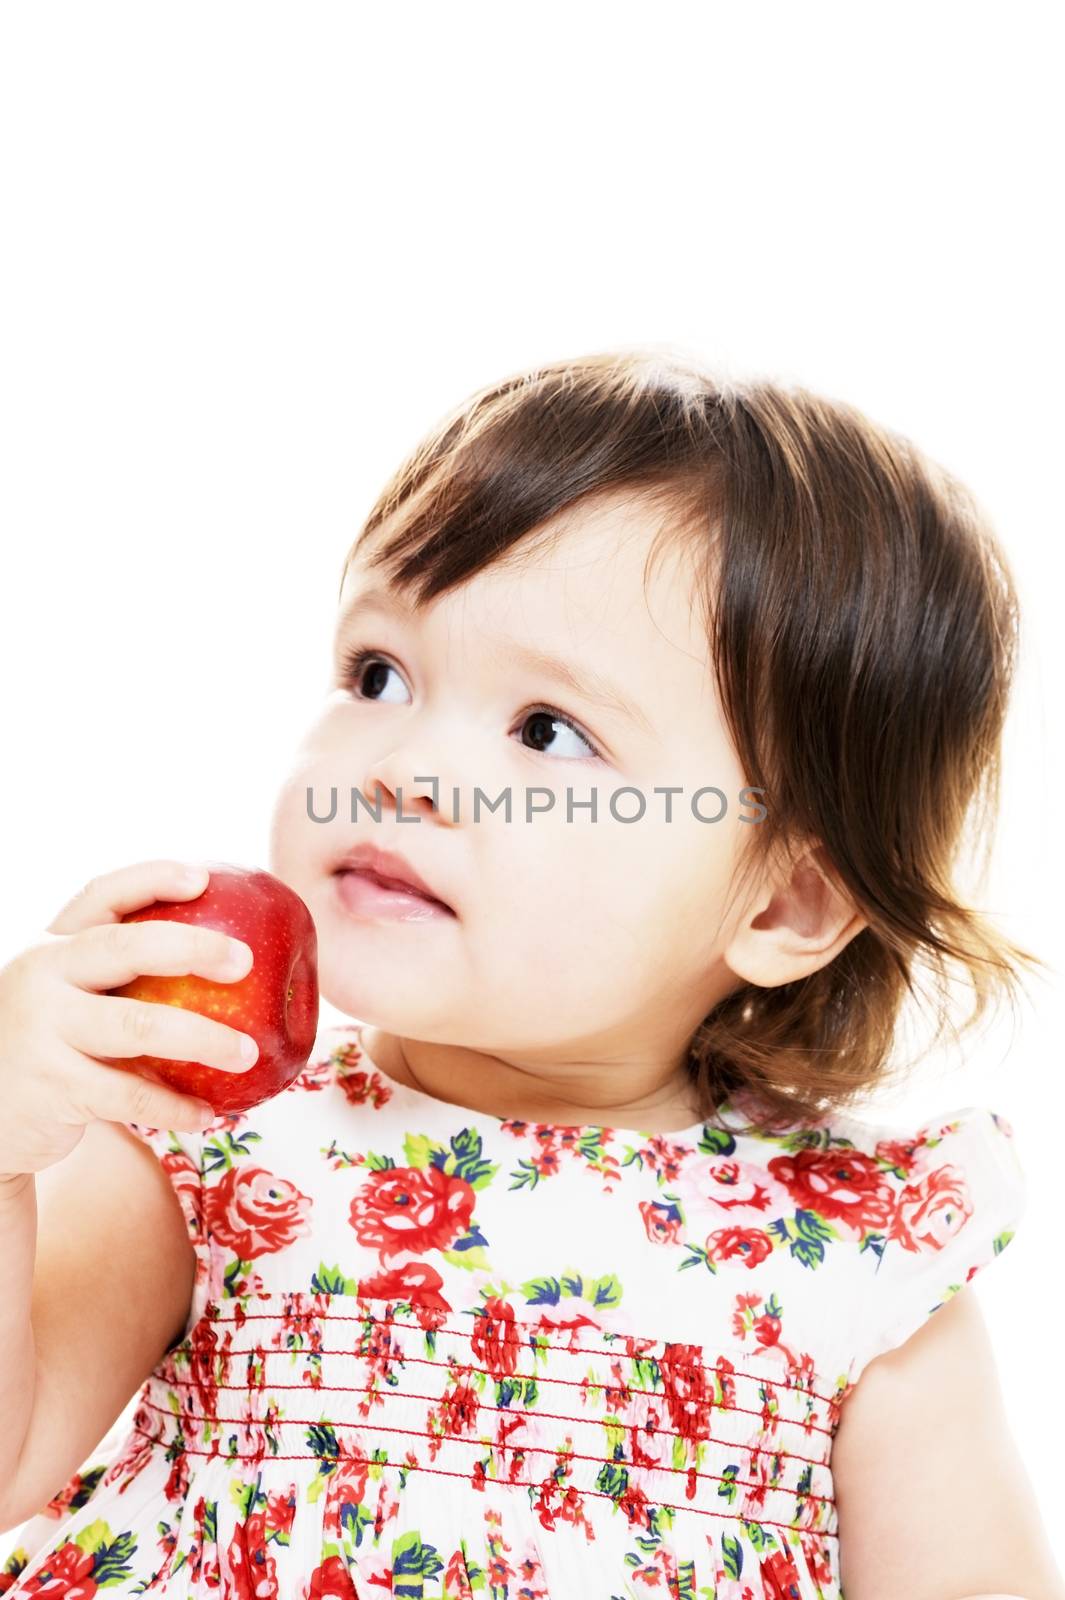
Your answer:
[105,861,319,1114]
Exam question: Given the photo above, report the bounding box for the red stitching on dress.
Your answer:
[187,1307,841,1407]
[161,1351,833,1439]
[129,1424,838,1536]
[139,1389,832,1474]
[138,1394,834,1507]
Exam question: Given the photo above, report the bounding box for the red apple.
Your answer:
[105,861,319,1113]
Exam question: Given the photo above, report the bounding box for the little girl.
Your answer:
[1,349,1061,1599]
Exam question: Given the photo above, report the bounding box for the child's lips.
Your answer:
[334,867,457,923]
[333,843,454,910]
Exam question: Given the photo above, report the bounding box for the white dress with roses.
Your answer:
[2,1019,1027,1600]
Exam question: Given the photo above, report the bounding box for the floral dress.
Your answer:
[1,1018,1027,1600]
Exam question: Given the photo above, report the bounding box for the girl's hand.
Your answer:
[0,858,258,1180]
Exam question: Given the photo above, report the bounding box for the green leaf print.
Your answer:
[859,1230,886,1260]
[697,1126,736,1157]
[231,1474,268,1520]
[342,1500,376,1547]
[69,1523,138,1586]
[311,1262,360,1295]
[441,1243,492,1271]
[440,1126,498,1189]
[392,1530,445,1597]
[402,1131,439,1169]
[508,1157,544,1191]
[717,1464,740,1504]
[93,1532,139,1585]
[722,1530,743,1579]
[676,1558,697,1599]
[496,1374,538,1408]
[73,1520,113,1555]
[632,1355,659,1388]
[592,1272,622,1307]
[222,1256,255,1294]
[768,1208,840,1267]
[306,1422,341,1467]
[2,1550,30,1583]
[603,1414,626,1456]
[522,1275,562,1305]
[785,1129,827,1152]
[203,1127,261,1174]
[449,1223,490,1252]
[743,1519,776,1553]
[679,1241,718,1274]
[595,1461,630,1502]
[365,1150,397,1171]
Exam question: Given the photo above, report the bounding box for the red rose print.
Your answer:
[760,1543,803,1598]
[42,1467,95,1519]
[616,1480,652,1528]
[285,1053,334,1093]
[357,1259,453,1323]
[444,1548,476,1599]
[767,1147,894,1234]
[349,1164,475,1262]
[323,1450,370,1538]
[874,1135,925,1176]
[801,1533,834,1584]
[705,1226,773,1269]
[304,1555,358,1599]
[266,1486,296,1536]
[470,1296,522,1377]
[658,1342,714,1447]
[752,1313,782,1347]
[187,1318,222,1417]
[161,1147,203,1224]
[28,1540,98,1597]
[638,1199,683,1244]
[336,1065,394,1110]
[225,1511,277,1600]
[163,1448,191,1503]
[205,1166,313,1259]
[890,1162,973,1251]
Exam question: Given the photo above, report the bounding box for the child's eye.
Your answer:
[513,707,601,762]
[339,647,601,762]
[340,647,411,705]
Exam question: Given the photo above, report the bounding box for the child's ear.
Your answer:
[722,843,868,989]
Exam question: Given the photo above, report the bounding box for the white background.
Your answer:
[1,0,1062,1577]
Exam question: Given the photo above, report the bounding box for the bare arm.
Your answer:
[0,1119,198,1532]
[832,1288,1064,1600]
[0,858,257,1531]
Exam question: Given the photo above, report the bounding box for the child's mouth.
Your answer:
[333,868,457,923]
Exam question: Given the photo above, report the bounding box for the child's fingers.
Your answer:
[62,989,258,1075]
[55,919,252,992]
[45,859,210,937]
[64,1057,217,1134]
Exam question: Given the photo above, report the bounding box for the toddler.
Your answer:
[1,349,1061,1598]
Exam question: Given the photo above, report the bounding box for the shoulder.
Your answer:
[819,1101,1029,1387]
[831,1281,1064,1599]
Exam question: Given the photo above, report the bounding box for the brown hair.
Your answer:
[339,346,1046,1132]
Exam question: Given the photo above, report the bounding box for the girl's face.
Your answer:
[268,491,761,1093]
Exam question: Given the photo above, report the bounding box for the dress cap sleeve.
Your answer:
[850,1103,1027,1385]
[120,1017,350,1349]
[122,1120,211,1348]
